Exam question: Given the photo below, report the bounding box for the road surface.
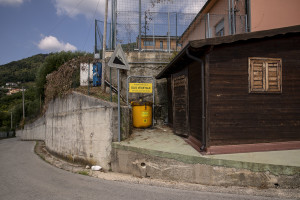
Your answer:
[0,138,293,200]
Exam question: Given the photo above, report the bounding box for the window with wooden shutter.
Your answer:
[248,57,282,93]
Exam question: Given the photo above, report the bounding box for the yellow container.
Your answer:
[131,101,152,128]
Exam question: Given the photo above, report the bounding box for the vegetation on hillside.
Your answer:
[43,53,93,106]
[0,54,48,86]
[0,51,91,133]
[36,51,89,101]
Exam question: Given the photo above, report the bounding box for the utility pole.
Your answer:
[11,112,12,130]
[22,86,25,120]
[95,19,97,54]
[102,0,108,92]
[88,61,90,95]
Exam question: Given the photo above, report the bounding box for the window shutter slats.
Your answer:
[250,60,265,92]
[249,58,282,93]
[266,61,281,92]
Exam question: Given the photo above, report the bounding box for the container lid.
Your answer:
[131,101,153,106]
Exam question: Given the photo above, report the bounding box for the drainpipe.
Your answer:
[228,0,232,35]
[186,49,206,151]
[232,0,236,34]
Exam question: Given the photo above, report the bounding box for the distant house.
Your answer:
[138,35,182,52]
[180,0,300,47]
[5,82,18,87]
[7,88,22,95]
[157,25,300,154]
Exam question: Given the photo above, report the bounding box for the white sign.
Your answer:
[108,44,130,70]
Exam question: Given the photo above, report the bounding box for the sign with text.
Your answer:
[129,83,153,93]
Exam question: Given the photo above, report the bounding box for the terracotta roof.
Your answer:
[156,25,300,79]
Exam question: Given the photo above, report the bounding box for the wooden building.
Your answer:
[156,25,300,154]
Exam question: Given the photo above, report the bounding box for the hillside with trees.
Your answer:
[0,54,48,86]
[0,52,90,134]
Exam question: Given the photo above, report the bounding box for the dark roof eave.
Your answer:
[189,25,300,49]
[157,25,300,79]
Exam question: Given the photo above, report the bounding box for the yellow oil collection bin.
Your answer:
[131,101,153,128]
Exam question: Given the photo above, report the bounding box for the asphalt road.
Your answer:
[0,138,292,200]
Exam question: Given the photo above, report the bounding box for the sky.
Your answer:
[0,0,205,65]
[0,0,106,65]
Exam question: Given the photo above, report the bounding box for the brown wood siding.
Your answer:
[167,78,173,126]
[188,61,202,141]
[208,35,300,146]
[172,68,189,137]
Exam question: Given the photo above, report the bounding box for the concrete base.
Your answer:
[111,146,300,189]
[111,127,300,189]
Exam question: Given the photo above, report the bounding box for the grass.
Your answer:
[75,86,125,105]
[78,171,89,176]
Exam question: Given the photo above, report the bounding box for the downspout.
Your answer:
[228,0,232,35]
[247,0,251,32]
[186,49,206,151]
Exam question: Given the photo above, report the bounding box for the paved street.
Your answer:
[0,138,294,200]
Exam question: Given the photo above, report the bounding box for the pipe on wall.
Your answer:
[186,49,206,151]
[228,0,232,35]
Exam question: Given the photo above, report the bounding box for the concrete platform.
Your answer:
[111,125,300,188]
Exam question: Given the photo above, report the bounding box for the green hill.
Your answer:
[0,54,48,86]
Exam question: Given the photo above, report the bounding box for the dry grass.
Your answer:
[75,86,126,105]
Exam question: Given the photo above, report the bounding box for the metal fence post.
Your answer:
[153,21,155,51]
[176,12,178,51]
[117,69,121,142]
[168,12,170,53]
[139,0,141,51]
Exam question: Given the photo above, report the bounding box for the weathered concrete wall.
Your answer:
[17,92,131,170]
[105,51,171,124]
[111,147,300,189]
[18,116,46,141]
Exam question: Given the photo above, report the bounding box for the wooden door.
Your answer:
[172,69,189,137]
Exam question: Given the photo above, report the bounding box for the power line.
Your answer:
[82,0,101,52]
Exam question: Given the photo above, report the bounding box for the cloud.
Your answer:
[54,0,105,19]
[37,35,77,52]
[0,0,24,6]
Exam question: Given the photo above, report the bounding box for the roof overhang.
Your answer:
[157,25,300,79]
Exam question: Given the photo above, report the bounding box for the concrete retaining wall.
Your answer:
[17,92,131,170]
[20,116,46,141]
[111,147,300,189]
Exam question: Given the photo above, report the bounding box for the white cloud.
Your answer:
[0,0,24,6]
[54,0,105,19]
[37,35,77,52]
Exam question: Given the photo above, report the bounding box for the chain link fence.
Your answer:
[94,0,248,54]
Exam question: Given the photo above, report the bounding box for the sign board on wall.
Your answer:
[129,83,153,93]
